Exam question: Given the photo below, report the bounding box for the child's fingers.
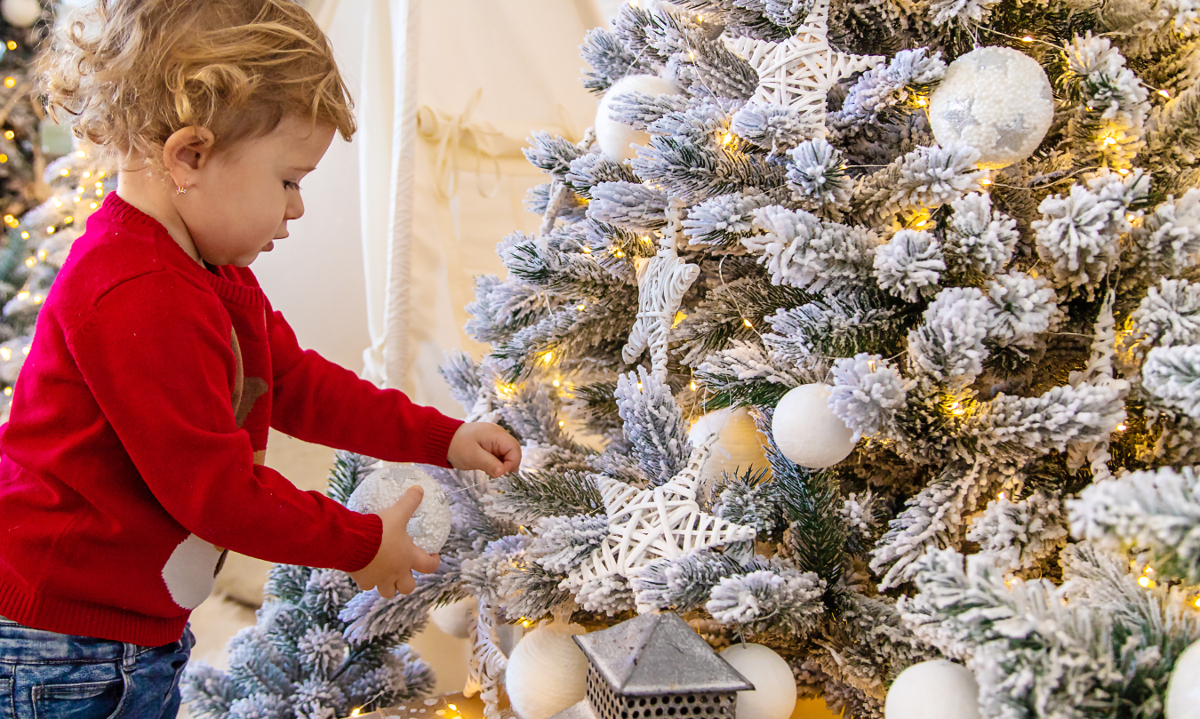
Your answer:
[395,571,417,595]
[413,551,441,574]
[378,582,397,599]
[471,443,506,477]
[387,485,425,523]
[499,439,522,474]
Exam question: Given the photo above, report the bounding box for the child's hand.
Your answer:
[448,422,522,478]
[350,486,441,598]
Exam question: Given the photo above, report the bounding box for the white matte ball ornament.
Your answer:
[771,384,856,469]
[720,643,797,719]
[689,407,770,486]
[346,463,452,554]
[1,0,40,27]
[1166,638,1200,718]
[928,46,1054,169]
[885,660,981,719]
[504,622,588,719]
[595,74,680,163]
[428,596,477,639]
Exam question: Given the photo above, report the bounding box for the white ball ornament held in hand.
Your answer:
[346,463,452,554]
[505,622,588,719]
[720,643,797,719]
[1,0,40,27]
[928,46,1054,169]
[1166,638,1200,718]
[886,660,980,719]
[772,384,856,468]
[595,74,680,163]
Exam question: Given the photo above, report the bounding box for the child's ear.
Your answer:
[162,126,216,180]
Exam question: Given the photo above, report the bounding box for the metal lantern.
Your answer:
[551,612,753,719]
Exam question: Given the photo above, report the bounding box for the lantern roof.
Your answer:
[573,612,754,695]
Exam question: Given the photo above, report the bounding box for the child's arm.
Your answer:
[267,308,463,466]
[67,274,383,572]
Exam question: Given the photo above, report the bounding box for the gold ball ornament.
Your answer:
[688,406,770,485]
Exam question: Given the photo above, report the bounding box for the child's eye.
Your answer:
[284,181,301,191]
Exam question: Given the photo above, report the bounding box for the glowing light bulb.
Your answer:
[672,310,687,328]
[46,226,56,234]
[1103,136,1118,146]
[20,232,28,239]
[52,198,62,208]
[558,419,566,428]
[720,132,734,146]
[1,348,11,361]
[0,155,9,164]
[980,177,993,185]
[742,318,753,328]
[75,150,86,159]
[1021,34,1034,42]
[350,709,361,717]
[1138,576,1154,588]
[21,345,29,355]
[89,203,98,210]
[1194,596,1200,609]
[637,382,644,391]
[581,246,591,253]
[24,257,34,267]
[3,131,13,140]
[59,168,70,177]
[1159,89,1171,98]
[32,295,41,304]
[998,491,1006,501]
[37,250,45,260]
[3,388,10,397]
[4,77,15,88]
[82,171,91,179]
[5,41,15,50]
[915,97,927,107]
[542,351,553,364]
[612,248,624,258]
[689,380,697,391]
[552,378,561,388]
[1116,422,1128,432]
[16,291,28,300]
[64,217,73,224]
[640,236,652,245]
[1117,168,1130,175]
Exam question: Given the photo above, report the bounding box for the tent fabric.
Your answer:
[310,0,601,413]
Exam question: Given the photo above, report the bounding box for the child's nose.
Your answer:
[286,193,305,221]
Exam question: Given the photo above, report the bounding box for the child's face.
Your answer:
[181,115,335,267]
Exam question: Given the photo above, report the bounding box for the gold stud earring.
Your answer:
[175,184,187,195]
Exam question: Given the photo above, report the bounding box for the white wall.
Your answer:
[251,0,371,375]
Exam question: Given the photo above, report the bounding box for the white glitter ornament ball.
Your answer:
[772,384,856,468]
[1,0,39,27]
[505,622,588,719]
[689,406,770,486]
[1167,639,1200,718]
[595,74,680,163]
[928,46,1054,169]
[886,660,981,719]
[720,643,797,719]
[346,463,452,554]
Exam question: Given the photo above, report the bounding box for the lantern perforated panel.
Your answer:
[585,666,738,719]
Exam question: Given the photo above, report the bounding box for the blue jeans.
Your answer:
[0,617,193,719]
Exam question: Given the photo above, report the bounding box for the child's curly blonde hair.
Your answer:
[42,0,355,165]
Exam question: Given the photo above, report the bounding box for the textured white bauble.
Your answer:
[346,463,452,554]
[595,74,680,162]
[771,384,856,469]
[1,0,40,27]
[428,596,477,639]
[1167,639,1200,718]
[504,622,588,719]
[720,643,797,719]
[928,46,1054,169]
[689,407,771,485]
[886,660,981,719]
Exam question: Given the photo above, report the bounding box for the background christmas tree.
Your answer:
[203,0,1200,717]
[0,0,108,419]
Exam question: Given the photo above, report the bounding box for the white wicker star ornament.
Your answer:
[622,246,700,372]
[724,0,883,134]
[570,443,757,595]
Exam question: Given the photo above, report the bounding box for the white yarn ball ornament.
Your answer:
[928,46,1054,169]
[595,74,680,162]
[504,622,588,719]
[346,463,452,554]
[771,384,856,469]
[428,596,477,639]
[1167,638,1200,718]
[689,407,770,485]
[1,0,39,27]
[720,643,797,719]
[885,660,981,719]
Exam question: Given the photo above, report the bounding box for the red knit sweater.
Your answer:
[0,192,463,646]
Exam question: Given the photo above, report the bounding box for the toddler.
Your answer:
[0,1,521,717]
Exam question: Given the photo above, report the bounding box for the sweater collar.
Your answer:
[101,192,266,308]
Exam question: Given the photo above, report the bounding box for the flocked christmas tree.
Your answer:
[196,0,1200,717]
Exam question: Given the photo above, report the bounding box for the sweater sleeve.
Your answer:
[67,272,382,573]
[267,308,463,467]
